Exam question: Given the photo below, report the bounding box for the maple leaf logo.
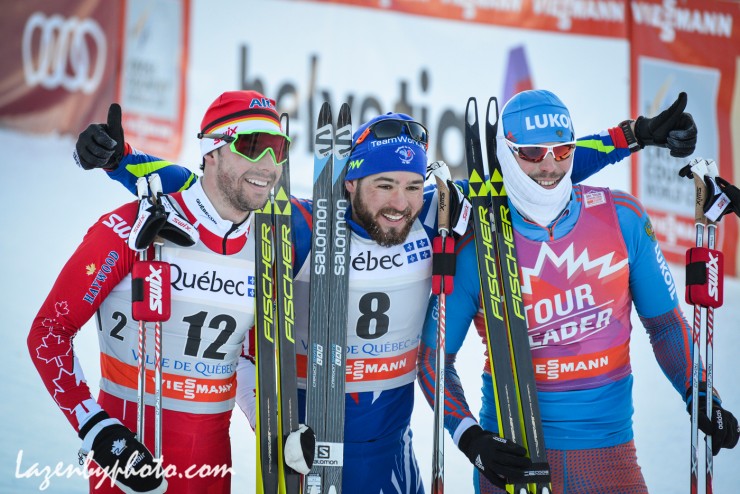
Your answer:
[520,243,628,295]
[36,332,72,368]
[52,367,80,412]
[85,264,96,275]
[55,301,69,316]
[111,439,127,456]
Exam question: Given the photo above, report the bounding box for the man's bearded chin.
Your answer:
[353,198,418,247]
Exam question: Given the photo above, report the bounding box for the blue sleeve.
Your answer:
[106,147,198,195]
[613,191,680,317]
[420,230,480,352]
[417,229,484,437]
[640,310,694,400]
[571,130,632,184]
[615,191,694,401]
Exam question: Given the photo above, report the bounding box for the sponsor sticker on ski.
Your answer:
[312,442,344,467]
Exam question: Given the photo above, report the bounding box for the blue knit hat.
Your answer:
[345,113,427,181]
[502,89,574,144]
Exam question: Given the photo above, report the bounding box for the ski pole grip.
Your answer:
[686,158,709,224]
[685,247,723,308]
[132,259,172,321]
[435,175,451,234]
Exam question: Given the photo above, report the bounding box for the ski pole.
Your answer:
[687,158,707,494]
[131,175,171,460]
[703,161,718,494]
[148,174,165,460]
[134,177,149,444]
[429,162,456,494]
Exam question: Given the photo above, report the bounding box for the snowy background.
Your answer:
[3,1,740,492]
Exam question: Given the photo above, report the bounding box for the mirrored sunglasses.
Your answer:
[505,139,576,163]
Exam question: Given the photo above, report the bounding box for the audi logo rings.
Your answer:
[22,12,107,94]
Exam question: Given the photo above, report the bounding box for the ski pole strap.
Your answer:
[685,247,723,308]
[132,258,172,321]
[432,235,455,295]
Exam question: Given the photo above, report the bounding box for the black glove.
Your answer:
[284,424,315,475]
[686,386,740,456]
[79,411,167,493]
[715,176,740,219]
[458,425,532,488]
[74,103,125,170]
[634,92,697,158]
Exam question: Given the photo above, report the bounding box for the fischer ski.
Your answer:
[275,113,301,494]
[255,113,301,494]
[304,102,352,494]
[464,97,552,494]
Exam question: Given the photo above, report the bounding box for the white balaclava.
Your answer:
[497,89,575,226]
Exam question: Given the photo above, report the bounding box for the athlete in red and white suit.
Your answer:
[28,90,291,493]
[28,180,259,493]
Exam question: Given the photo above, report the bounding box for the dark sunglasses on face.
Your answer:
[198,130,291,165]
[353,119,429,151]
[504,138,576,163]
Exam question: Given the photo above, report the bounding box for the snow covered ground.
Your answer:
[2,129,739,493]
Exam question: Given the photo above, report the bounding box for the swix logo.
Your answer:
[102,214,131,239]
[146,265,164,314]
[632,0,733,42]
[214,126,237,145]
[707,252,720,301]
[249,97,275,109]
[524,113,571,132]
[520,243,628,295]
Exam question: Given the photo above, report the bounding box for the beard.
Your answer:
[215,151,276,212]
[352,186,420,247]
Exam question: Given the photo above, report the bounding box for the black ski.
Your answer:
[465,97,552,494]
[275,113,301,494]
[255,113,300,494]
[304,102,335,494]
[464,98,529,494]
[255,171,279,493]
[323,103,352,493]
[304,102,352,494]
